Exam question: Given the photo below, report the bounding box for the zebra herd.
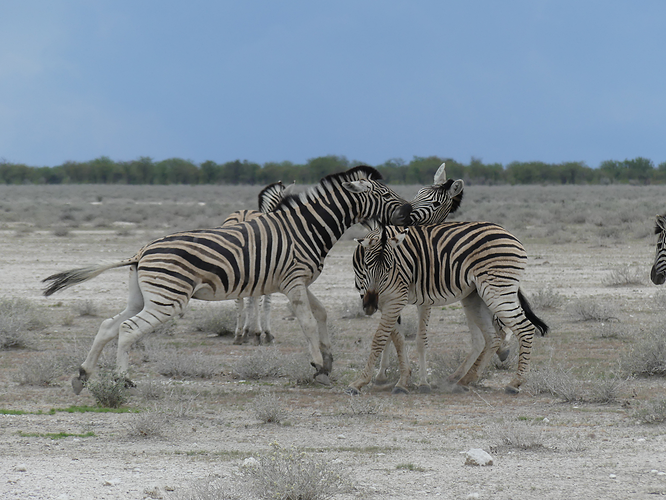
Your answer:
[43,164,556,397]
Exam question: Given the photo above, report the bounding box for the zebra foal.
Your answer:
[221,180,295,345]
[42,166,410,393]
[348,222,548,395]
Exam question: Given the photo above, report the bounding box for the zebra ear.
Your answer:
[433,162,447,185]
[388,230,408,248]
[342,179,372,193]
[355,237,372,248]
[449,179,464,197]
[283,181,297,196]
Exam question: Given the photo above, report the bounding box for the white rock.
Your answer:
[242,457,259,468]
[464,449,494,466]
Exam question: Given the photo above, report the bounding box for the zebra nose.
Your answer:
[651,266,665,285]
[362,292,378,316]
[391,204,412,226]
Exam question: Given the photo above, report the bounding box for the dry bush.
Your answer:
[232,347,313,384]
[74,299,98,317]
[0,297,46,349]
[528,287,565,310]
[588,371,628,404]
[524,365,585,402]
[13,354,65,386]
[153,348,220,379]
[569,299,618,322]
[124,408,169,439]
[427,348,468,385]
[86,371,130,408]
[242,443,351,500]
[635,399,666,425]
[487,420,548,453]
[602,266,647,287]
[191,305,236,336]
[620,328,666,377]
[253,391,287,424]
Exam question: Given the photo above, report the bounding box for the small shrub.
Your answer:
[428,348,468,385]
[154,348,220,379]
[13,355,64,386]
[528,287,564,310]
[0,298,45,349]
[588,372,627,404]
[621,328,666,377]
[243,442,350,500]
[340,298,365,319]
[348,395,384,416]
[191,305,236,336]
[253,391,287,424]
[487,420,548,453]
[124,409,168,439]
[53,226,70,237]
[524,365,585,402]
[74,299,98,317]
[602,266,646,287]
[86,371,130,408]
[635,399,666,424]
[569,299,618,322]
[232,347,283,380]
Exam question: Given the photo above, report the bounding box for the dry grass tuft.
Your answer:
[0,298,46,349]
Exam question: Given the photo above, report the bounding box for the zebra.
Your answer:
[42,166,411,394]
[353,163,465,388]
[221,180,295,345]
[348,222,549,396]
[651,213,666,285]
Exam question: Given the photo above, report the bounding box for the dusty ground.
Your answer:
[1,223,666,499]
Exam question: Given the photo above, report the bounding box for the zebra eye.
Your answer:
[432,201,442,208]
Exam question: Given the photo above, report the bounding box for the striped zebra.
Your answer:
[42,166,410,393]
[353,163,465,388]
[348,222,549,395]
[651,214,666,284]
[221,180,295,345]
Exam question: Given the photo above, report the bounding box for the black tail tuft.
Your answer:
[518,289,549,336]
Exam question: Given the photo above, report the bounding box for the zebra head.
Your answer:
[391,163,464,226]
[354,224,408,316]
[651,214,666,285]
[338,166,409,226]
[257,180,296,213]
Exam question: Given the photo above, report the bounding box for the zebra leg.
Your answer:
[260,294,274,344]
[457,299,503,386]
[285,286,330,385]
[375,338,394,385]
[242,297,262,345]
[446,291,490,389]
[74,266,143,394]
[306,289,333,380]
[390,329,411,394]
[348,301,404,394]
[232,298,246,344]
[415,305,432,394]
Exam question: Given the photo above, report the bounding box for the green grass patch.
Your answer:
[18,431,95,440]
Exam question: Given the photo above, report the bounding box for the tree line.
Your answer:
[1,155,665,185]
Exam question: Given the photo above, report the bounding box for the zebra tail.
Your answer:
[518,289,550,336]
[42,258,138,296]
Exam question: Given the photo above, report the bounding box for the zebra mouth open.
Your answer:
[651,266,665,285]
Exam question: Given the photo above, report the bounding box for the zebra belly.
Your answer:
[408,283,476,307]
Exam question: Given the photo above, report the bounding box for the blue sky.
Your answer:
[1,1,665,168]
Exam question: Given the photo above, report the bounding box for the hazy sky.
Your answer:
[1,1,665,168]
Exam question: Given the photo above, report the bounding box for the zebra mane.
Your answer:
[440,179,464,214]
[276,166,383,211]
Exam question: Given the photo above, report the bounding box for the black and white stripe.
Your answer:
[43,166,408,393]
[222,181,294,345]
[349,222,548,395]
[651,214,666,285]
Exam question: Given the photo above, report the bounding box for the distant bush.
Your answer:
[602,266,646,287]
[191,305,236,336]
[0,298,45,349]
[569,299,618,322]
[621,328,666,377]
[253,392,287,424]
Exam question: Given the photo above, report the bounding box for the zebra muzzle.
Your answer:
[390,203,413,226]
[362,292,379,316]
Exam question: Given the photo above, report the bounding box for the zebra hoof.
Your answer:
[314,373,331,386]
[72,377,84,395]
[345,387,361,396]
[252,334,261,346]
[232,336,244,345]
[391,385,409,395]
[418,384,432,394]
[263,332,274,344]
[504,385,520,395]
[497,347,511,362]
[452,384,469,393]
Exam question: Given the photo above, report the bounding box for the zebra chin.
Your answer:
[362,292,379,316]
[651,266,666,285]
